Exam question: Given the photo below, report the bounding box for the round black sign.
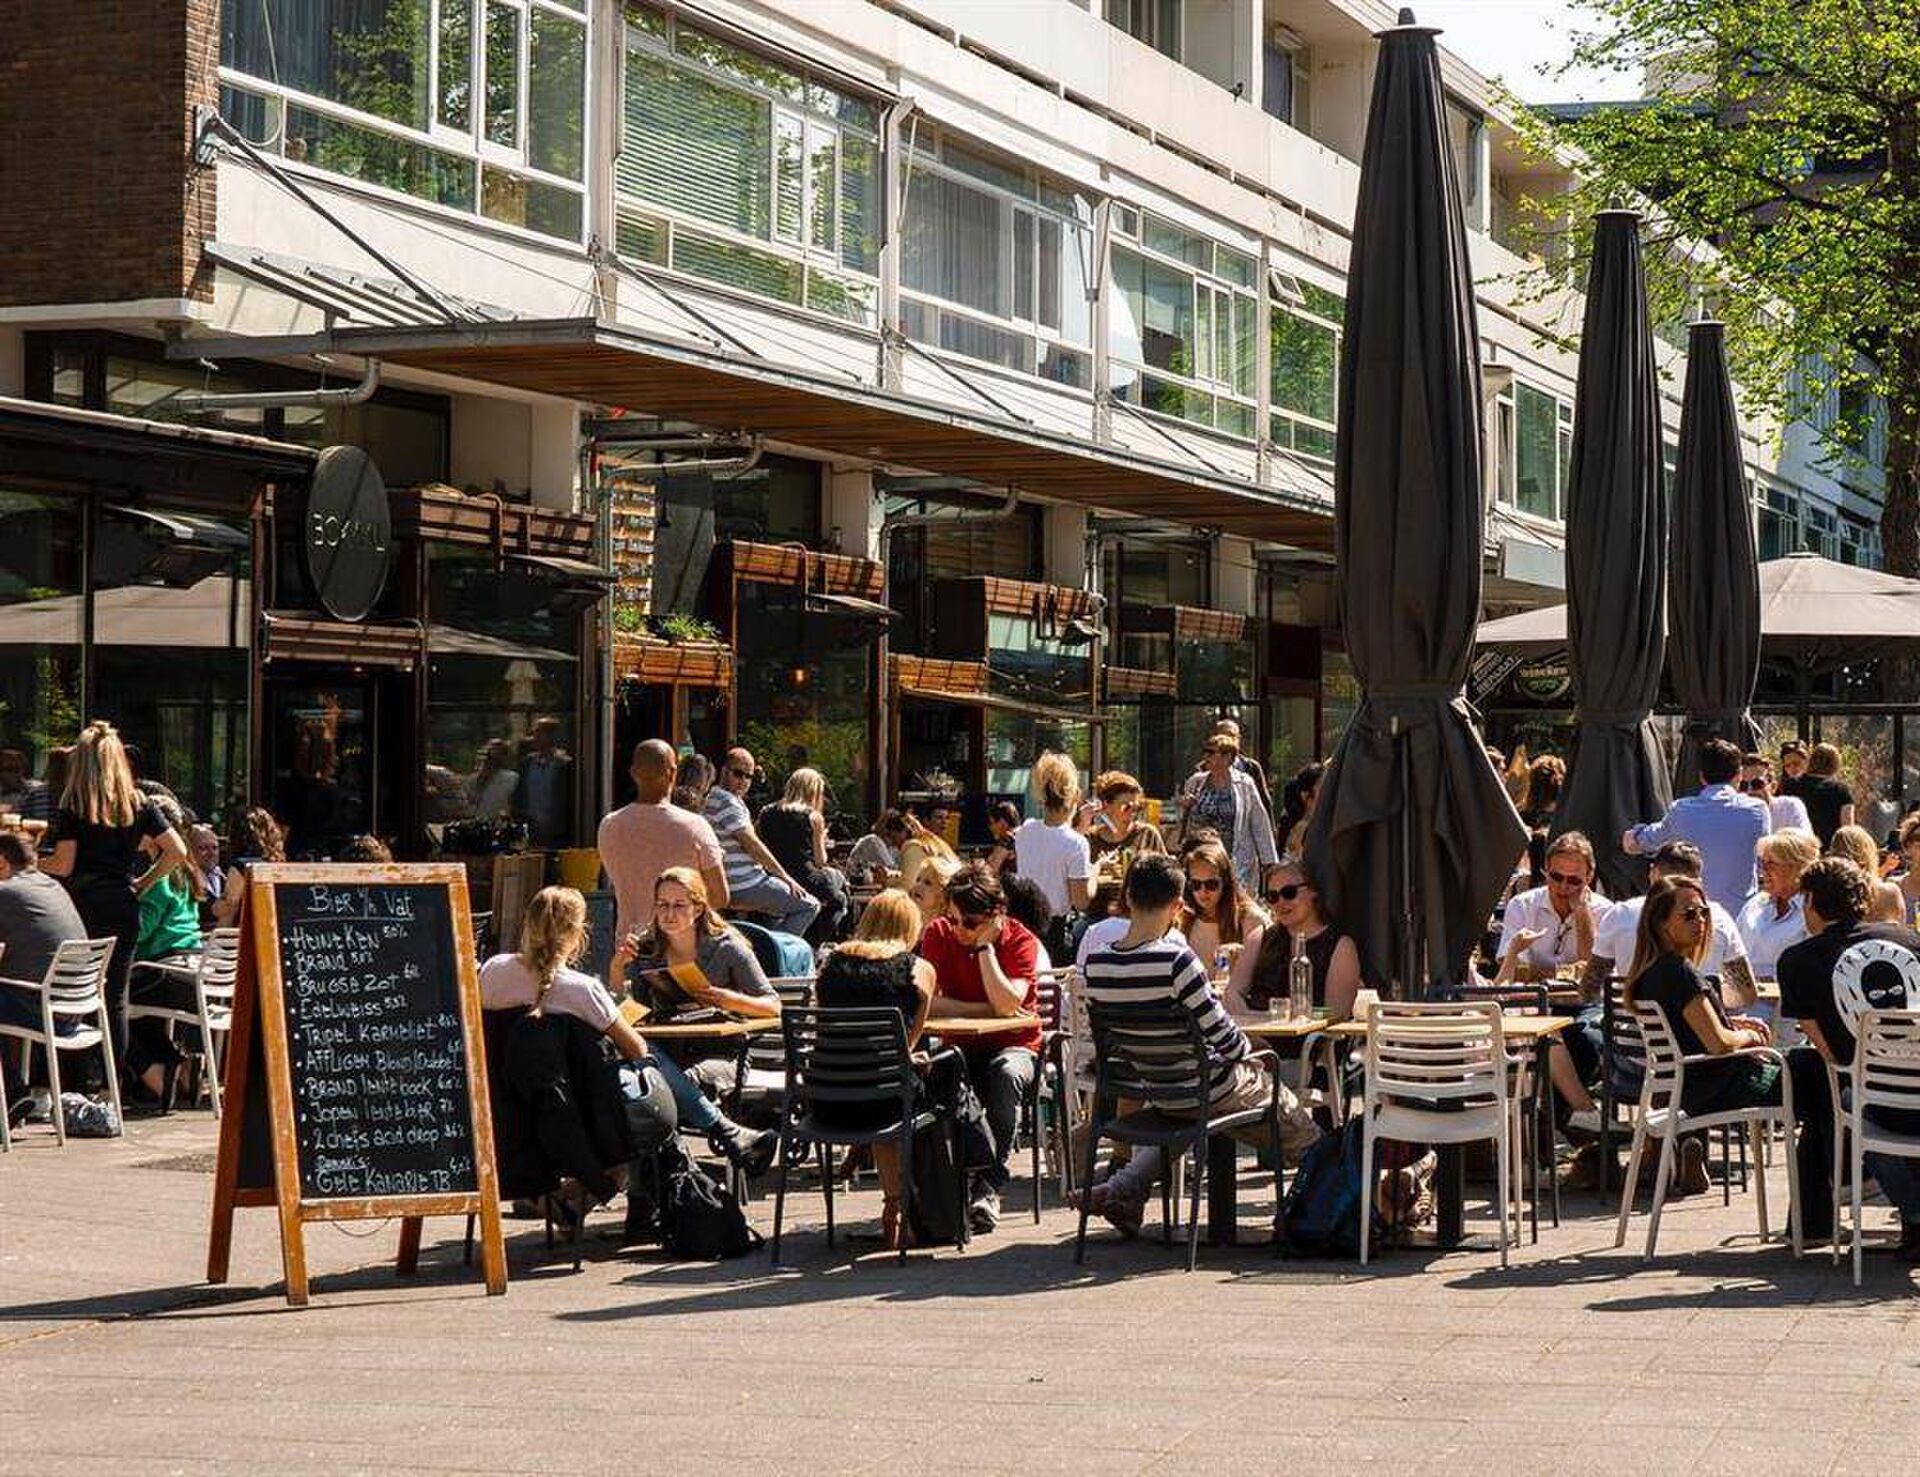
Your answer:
[305,446,392,623]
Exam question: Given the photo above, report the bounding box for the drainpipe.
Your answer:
[874,487,1022,804]
[171,358,381,413]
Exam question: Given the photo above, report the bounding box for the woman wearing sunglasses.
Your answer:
[1229,859,1362,1021]
[1178,839,1266,978]
[1627,875,1782,1129]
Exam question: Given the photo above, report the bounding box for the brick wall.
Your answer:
[0,1,218,307]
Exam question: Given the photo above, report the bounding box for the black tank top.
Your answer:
[1245,925,1347,1011]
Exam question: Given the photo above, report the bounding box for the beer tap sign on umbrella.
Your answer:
[1302,9,1525,996]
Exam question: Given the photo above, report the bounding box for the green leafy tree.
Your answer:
[1505,0,1920,572]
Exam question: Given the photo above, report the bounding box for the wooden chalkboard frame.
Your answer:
[206,863,507,1306]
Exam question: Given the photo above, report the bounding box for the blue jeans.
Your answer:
[646,1049,721,1133]
[727,874,820,938]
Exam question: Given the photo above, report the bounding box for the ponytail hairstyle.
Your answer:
[518,886,589,1016]
[1032,750,1081,822]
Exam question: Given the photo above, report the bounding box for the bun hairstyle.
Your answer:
[1032,751,1082,821]
[519,886,589,1015]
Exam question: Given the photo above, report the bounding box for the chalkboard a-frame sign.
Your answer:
[206,863,506,1306]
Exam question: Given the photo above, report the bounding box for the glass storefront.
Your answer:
[0,489,84,793]
[985,712,1090,802]
[732,581,874,831]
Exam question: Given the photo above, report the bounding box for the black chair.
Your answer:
[728,976,817,1124]
[1075,998,1284,1272]
[769,1006,967,1266]
[1016,968,1073,1222]
[1448,980,1558,1235]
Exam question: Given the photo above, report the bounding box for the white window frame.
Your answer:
[896,130,1097,386]
[615,10,883,323]
[221,0,590,244]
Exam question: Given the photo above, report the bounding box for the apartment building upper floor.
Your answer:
[0,0,1883,573]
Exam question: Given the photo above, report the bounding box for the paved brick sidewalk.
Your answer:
[5,1111,1920,1476]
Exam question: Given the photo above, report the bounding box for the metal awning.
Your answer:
[807,590,895,622]
[507,551,613,584]
[174,318,1334,547]
[897,685,1107,725]
[105,504,251,549]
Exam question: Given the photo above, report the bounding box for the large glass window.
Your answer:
[986,713,1091,803]
[1445,95,1485,217]
[1270,281,1342,462]
[0,490,84,797]
[987,614,1093,706]
[424,654,579,844]
[900,131,1094,389]
[1108,0,1181,59]
[733,582,872,830]
[618,10,880,324]
[1109,210,1257,439]
[219,0,588,242]
[1495,379,1571,521]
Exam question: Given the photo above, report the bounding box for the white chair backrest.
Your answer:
[198,928,243,1001]
[1630,1000,1689,1100]
[45,937,116,1012]
[1833,939,1920,1035]
[1854,1009,1920,1117]
[1366,1001,1507,1106]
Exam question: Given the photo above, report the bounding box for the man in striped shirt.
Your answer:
[1080,852,1319,1234]
[702,747,819,938]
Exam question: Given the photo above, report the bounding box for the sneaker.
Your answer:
[1564,1107,1603,1135]
[5,1095,31,1130]
[968,1190,1001,1235]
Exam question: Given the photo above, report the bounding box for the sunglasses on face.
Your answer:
[1741,778,1769,793]
[1546,871,1587,888]
[1265,883,1305,903]
[728,766,755,779]
[1676,905,1709,923]
[955,911,992,930]
[1189,878,1222,894]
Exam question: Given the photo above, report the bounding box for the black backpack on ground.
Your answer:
[658,1140,762,1260]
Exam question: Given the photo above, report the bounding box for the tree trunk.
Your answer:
[1882,108,1920,580]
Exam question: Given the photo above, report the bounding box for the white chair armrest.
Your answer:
[0,975,46,993]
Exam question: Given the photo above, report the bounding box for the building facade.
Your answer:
[0,0,1886,851]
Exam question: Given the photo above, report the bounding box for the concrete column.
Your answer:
[1044,503,1090,589]
[826,466,881,560]
[529,400,581,511]
[1213,535,1255,615]
[0,327,22,396]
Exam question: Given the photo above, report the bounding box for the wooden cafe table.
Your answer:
[617,999,779,1039]
[1227,1012,1573,1248]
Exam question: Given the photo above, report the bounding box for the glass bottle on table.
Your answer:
[1288,930,1313,1021]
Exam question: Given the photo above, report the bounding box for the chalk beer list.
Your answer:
[277,881,477,1200]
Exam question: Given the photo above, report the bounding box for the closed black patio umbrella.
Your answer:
[1669,319,1762,790]
[1302,10,1525,993]
[1551,210,1672,898]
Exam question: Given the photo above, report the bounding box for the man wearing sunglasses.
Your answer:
[1623,738,1771,916]
[700,746,819,939]
[1491,831,1613,985]
[915,862,1042,1233]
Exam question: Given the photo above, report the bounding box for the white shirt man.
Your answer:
[1493,836,1613,980]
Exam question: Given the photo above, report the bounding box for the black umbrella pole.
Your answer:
[1398,725,1420,1000]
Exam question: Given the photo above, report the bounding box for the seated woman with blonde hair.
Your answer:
[813,888,939,1248]
[1826,825,1904,924]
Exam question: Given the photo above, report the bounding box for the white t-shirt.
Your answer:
[1012,818,1092,915]
[1769,795,1813,833]
[1495,885,1615,975]
[1737,894,1809,981]
[1591,896,1746,976]
[478,953,619,1033]
[1075,915,1188,970]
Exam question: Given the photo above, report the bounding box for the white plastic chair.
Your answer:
[126,927,242,1116]
[1614,1000,1801,1261]
[1839,1010,1920,1285]
[1359,1001,1515,1268]
[1826,939,1920,1272]
[0,937,121,1145]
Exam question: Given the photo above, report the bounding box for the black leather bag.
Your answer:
[658,1140,762,1260]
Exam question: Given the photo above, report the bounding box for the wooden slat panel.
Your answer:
[1105,665,1178,698]
[732,539,885,599]
[890,654,988,694]
[1173,606,1248,642]
[977,576,1099,620]
[263,616,422,669]
[393,484,597,558]
[612,637,732,686]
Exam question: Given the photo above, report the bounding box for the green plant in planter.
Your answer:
[653,612,722,645]
[611,605,645,635]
